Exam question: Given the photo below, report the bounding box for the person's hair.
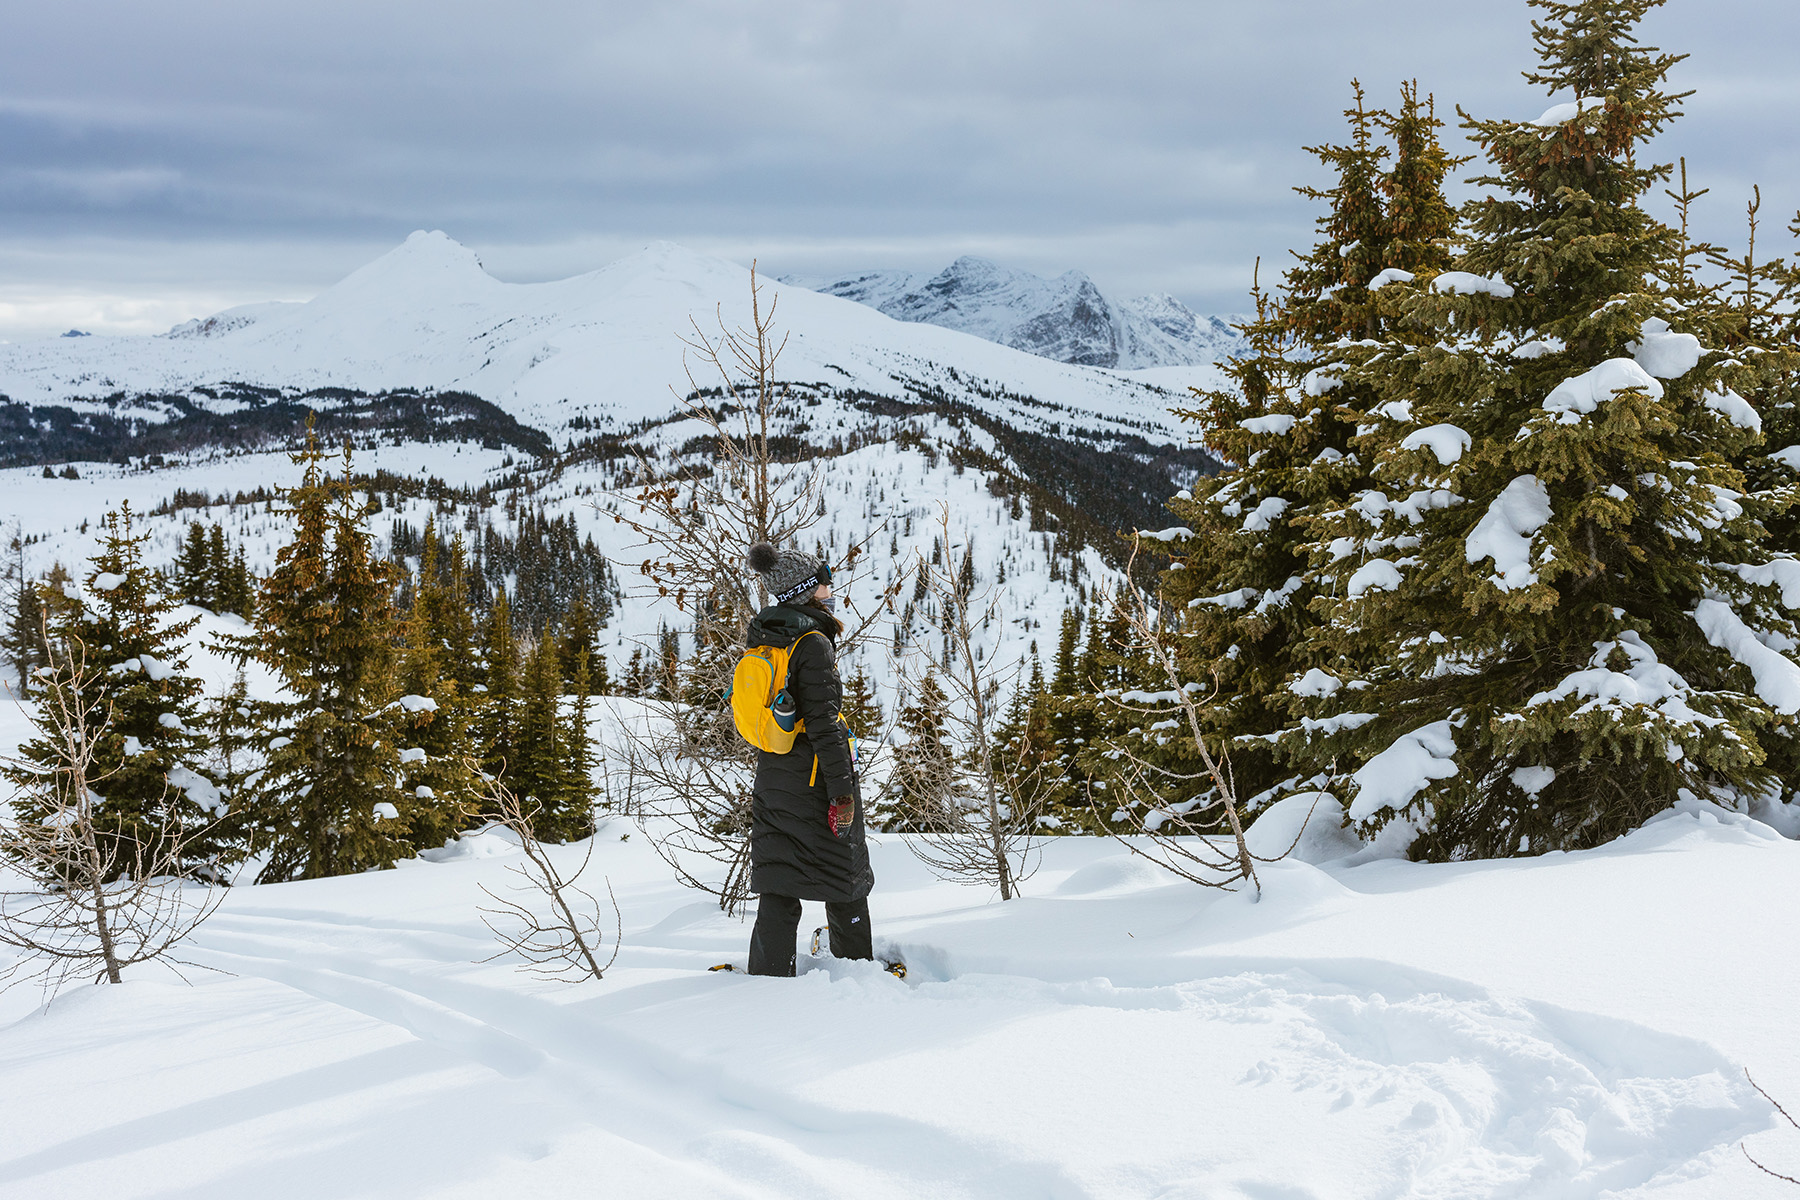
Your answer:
[801,593,843,639]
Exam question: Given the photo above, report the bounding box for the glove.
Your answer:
[828,797,855,838]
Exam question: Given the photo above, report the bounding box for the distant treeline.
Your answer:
[0,387,551,467]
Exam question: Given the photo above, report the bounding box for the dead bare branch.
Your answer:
[477,772,621,984]
[888,504,1040,899]
[0,634,225,997]
[1088,537,1273,895]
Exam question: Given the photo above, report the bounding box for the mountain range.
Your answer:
[0,232,1230,702]
[792,257,1246,370]
[0,232,1222,572]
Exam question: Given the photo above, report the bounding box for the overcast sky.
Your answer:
[2,0,1794,341]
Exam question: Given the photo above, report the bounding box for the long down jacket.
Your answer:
[747,602,873,902]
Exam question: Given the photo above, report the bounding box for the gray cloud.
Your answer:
[1,0,1794,339]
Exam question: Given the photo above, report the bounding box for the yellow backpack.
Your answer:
[728,632,823,753]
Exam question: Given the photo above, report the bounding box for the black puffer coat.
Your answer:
[746,602,873,902]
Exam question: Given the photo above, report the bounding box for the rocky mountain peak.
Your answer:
[800,258,1243,369]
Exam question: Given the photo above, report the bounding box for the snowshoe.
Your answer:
[813,925,907,979]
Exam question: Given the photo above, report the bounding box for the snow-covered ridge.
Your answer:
[0,233,1204,445]
[793,256,1247,370]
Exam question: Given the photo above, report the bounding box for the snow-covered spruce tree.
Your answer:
[1309,0,1800,859]
[3,505,230,882]
[1141,81,1458,816]
[0,637,224,991]
[394,520,482,852]
[1701,190,1800,557]
[238,435,426,881]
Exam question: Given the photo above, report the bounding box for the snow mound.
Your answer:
[1401,423,1471,465]
[1347,558,1402,598]
[1053,854,1172,895]
[1703,384,1761,433]
[1466,474,1552,590]
[1628,317,1701,379]
[1543,357,1663,422]
[1350,719,1459,822]
[1532,98,1597,126]
[1244,792,1363,863]
[1433,271,1514,298]
[1695,598,1800,714]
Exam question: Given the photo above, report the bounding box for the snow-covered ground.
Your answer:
[1,758,1797,1198]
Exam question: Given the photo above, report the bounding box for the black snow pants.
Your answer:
[746,894,872,976]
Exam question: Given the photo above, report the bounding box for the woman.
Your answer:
[743,541,873,975]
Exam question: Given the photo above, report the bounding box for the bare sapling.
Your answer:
[1089,538,1275,895]
[601,263,895,913]
[1744,1070,1800,1187]
[0,636,224,994]
[891,505,1040,900]
[478,772,620,983]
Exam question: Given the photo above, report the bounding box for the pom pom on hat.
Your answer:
[747,542,780,573]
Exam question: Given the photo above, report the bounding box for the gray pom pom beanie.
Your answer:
[747,542,825,604]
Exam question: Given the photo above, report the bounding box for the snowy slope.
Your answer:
[0,424,1101,722]
[0,233,1197,443]
[798,257,1247,369]
[0,773,1793,1198]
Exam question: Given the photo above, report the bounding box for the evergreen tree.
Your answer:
[238,435,417,881]
[1150,80,1460,818]
[560,593,601,695]
[176,522,212,607]
[1040,607,1091,808]
[205,669,258,841]
[653,626,681,701]
[219,546,254,616]
[206,524,229,602]
[511,635,592,842]
[881,671,955,832]
[395,520,482,852]
[477,590,521,782]
[563,651,599,818]
[839,663,885,739]
[1309,0,1800,857]
[993,649,1066,828]
[3,505,229,881]
[2,529,47,694]
[621,646,647,696]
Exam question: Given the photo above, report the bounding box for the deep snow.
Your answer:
[1,723,1798,1198]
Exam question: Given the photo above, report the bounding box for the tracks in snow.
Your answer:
[190,909,1768,1200]
[192,910,1099,1200]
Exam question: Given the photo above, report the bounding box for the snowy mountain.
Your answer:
[796,257,1247,369]
[0,233,1212,442]
[0,232,1225,711]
